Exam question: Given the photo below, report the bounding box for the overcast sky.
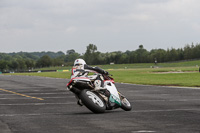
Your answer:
[1,0,200,53]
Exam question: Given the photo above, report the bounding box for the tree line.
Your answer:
[0,43,200,72]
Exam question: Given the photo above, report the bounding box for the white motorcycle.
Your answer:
[67,70,132,113]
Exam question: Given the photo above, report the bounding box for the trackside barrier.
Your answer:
[57,70,69,72]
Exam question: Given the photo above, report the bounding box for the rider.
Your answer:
[71,58,109,90]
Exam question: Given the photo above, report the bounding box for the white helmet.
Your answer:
[74,59,86,66]
[71,59,86,78]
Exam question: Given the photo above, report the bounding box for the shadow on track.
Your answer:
[71,110,125,115]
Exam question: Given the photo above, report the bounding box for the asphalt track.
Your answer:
[0,75,200,133]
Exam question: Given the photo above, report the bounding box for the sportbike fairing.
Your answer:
[104,81,121,106]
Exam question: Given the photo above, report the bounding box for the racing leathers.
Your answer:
[71,64,108,90]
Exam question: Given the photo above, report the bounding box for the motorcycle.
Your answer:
[66,70,132,113]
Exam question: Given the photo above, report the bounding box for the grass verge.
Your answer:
[4,66,200,87]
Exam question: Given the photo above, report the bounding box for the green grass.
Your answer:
[34,59,200,71]
[110,68,200,87]
[4,59,200,87]
[8,72,71,79]
[4,66,200,87]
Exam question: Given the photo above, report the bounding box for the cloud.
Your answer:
[1,0,200,53]
[65,26,78,33]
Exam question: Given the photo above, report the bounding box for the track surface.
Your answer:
[0,75,200,133]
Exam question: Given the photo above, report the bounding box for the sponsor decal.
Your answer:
[109,94,121,106]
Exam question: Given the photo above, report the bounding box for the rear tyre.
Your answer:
[79,89,106,113]
[121,97,132,111]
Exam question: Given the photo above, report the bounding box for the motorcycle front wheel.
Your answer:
[79,89,106,113]
[121,97,132,111]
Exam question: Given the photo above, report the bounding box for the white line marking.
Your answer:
[131,108,200,113]
[132,130,156,133]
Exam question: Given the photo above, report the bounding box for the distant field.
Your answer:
[4,65,200,87]
[36,59,200,70]
[4,60,200,87]
[111,68,200,87]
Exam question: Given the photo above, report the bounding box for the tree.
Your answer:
[114,51,123,64]
[84,44,98,65]
[25,59,35,69]
[169,48,178,61]
[65,49,80,65]
[66,49,75,55]
[183,44,192,60]
[36,55,52,68]
[139,45,144,49]
[129,51,137,63]
[8,60,19,71]
[16,58,27,70]
[135,45,149,63]
[149,49,167,63]
[0,60,8,72]
[52,58,63,66]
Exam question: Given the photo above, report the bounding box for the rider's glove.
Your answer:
[103,70,109,75]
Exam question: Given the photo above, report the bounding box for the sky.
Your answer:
[1,0,200,54]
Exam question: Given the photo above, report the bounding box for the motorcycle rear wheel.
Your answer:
[79,89,106,113]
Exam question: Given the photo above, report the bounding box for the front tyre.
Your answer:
[79,89,106,113]
[121,97,132,111]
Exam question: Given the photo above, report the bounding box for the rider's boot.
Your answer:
[74,94,83,106]
[77,99,83,106]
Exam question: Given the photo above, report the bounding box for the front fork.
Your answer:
[118,91,125,100]
[98,89,123,110]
